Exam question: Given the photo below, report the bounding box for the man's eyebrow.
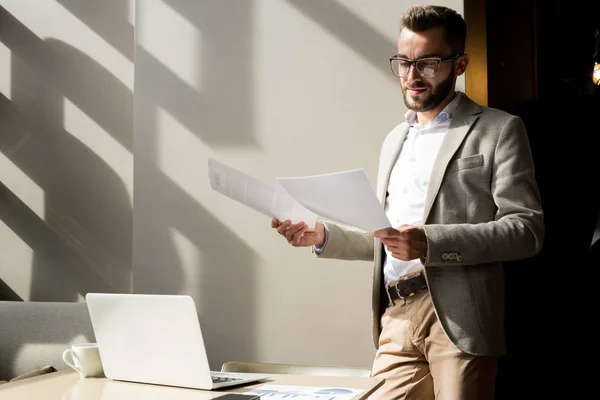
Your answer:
[393,53,443,59]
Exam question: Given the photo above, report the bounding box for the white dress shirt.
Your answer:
[383,92,462,286]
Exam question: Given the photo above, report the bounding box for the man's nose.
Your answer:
[406,63,420,79]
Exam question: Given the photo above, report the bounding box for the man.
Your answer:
[272,5,544,400]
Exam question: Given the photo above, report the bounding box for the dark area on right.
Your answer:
[486,0,600,399]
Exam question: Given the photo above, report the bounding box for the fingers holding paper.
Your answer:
[374,224,428,261]
[272,218,325,248]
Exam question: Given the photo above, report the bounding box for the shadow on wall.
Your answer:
[132,168,261,368]
[0,0,404,368]
[132,0,401,368]
[286,0,398,80]
[157,0,257,146]
[56,0,134,63]
[0,277,22,301]
[134,0,261,368]
[0,6,133,300]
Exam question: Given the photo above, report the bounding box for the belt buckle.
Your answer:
[394,280,409,300]
[394,273,420,300]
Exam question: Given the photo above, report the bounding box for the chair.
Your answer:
[0,301,95,382]
[221,361,372,378]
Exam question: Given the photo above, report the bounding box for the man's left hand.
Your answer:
[374,224,427,261]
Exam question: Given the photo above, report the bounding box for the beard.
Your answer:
[402,70,455,112]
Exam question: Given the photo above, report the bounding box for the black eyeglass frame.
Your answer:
[389,53,465,78]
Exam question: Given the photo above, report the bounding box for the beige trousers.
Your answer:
[370,289,497,400]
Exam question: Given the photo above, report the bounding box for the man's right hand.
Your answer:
[271,218,325,248]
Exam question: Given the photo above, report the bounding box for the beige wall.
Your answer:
[0,0,135,301]
[2,0,596,377]
[134,0,464,370]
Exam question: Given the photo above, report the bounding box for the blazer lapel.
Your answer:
[422,96,482,223]
[377,124,410,202]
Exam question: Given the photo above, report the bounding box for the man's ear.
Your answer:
[455,54,469,76]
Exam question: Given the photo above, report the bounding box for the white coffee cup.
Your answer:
[62,343,105,378]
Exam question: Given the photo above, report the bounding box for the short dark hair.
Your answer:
[399,5,466,54]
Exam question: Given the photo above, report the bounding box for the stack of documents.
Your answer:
[245,384,365,399]
[208,157,391,232]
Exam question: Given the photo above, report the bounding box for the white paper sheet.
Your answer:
[208,158,318,229]
[245,384,364,400]
[277,169,392,232]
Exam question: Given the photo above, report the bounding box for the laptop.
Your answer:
[85,292,269,390]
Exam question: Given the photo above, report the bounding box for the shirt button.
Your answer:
[409,157,416,163]
[403,188,408,194]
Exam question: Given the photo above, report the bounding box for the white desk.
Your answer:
[0,370,384,399]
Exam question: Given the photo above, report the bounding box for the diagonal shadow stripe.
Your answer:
[132,157,260,367]
[142,0,258,147]
[0,277,22,301]
[0,7,133,152]
[56,0,134,61]
[286,0,398,81]
[135,47,258,147]
[0,181,123,296]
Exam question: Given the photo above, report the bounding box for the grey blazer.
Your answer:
[317,93,544,356]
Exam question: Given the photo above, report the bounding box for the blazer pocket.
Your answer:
[447,154,484,172]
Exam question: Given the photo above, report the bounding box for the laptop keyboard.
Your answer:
[212,375,242,383]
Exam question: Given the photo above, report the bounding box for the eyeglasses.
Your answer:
[389,54,463,78]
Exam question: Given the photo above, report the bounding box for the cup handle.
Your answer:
[62,349,81,373]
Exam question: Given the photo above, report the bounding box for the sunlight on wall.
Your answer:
[0,221,33,296]
[62,98,134,201]
[137,0,202,90]
[169,227,201,298]
[0,42,11,94]
[128,0,136,27]
[15,2,133,91]
[155,106,213,199]
[0,153,45,219]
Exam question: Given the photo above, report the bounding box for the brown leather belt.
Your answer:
[385,271,428,306]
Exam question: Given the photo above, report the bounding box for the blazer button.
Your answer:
[442,253,448,260]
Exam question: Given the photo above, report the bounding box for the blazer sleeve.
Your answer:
[314,221,375,261]
[423,115,545,266]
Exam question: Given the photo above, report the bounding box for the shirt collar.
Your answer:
[404,91,463,127]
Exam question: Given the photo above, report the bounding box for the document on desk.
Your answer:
[245,384,364,400]
[277,169,392,232]
[208,157,318,229]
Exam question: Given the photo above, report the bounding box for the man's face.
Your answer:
[397,26,458,112]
